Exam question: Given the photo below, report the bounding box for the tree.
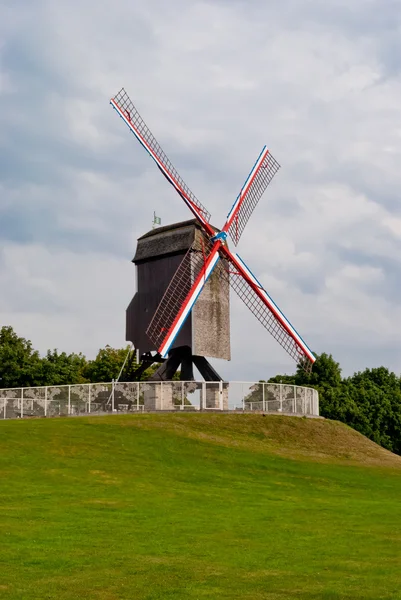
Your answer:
[295,353,342,389]
[0,326,42,388]
[83,346,131,383]
[268,353,345,418]
[36,350,88,386]
[344,368,401,453]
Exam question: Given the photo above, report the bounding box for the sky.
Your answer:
[0,0,400,381]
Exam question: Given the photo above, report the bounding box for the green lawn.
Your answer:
[1,413,401,599]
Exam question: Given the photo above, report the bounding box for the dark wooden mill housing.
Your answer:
[126,219,230,380]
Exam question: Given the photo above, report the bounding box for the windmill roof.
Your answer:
[133,219,198,263]
[132,218,220,263]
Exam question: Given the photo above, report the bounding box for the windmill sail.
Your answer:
[220,250,315,370]
[224,147,280,246]
[110,88,212,227]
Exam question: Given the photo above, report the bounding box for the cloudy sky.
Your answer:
[1,0,400,381]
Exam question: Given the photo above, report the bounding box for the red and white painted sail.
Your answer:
[110,88,214,236]
[221,248,316,366]
[157,244,221,358]
[223,146,280,245]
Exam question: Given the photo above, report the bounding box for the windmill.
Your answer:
[110,88,316,383]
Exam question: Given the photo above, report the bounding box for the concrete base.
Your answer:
[204,383,229,410]
[143,383,174,411]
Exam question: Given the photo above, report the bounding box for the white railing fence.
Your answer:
[0,381,319,420]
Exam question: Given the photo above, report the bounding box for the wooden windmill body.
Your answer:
[126,219,230,382]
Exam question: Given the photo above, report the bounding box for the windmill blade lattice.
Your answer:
[225,148,280,246]
[219,256,312,372]
[111,88,212,224]
[147,233,217,353]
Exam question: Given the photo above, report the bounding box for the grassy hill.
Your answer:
[1,413,401,599]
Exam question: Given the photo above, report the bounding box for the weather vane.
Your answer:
[152,211,161,229]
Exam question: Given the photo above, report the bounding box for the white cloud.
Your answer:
[0,243,133,356]
[383,216,401,238]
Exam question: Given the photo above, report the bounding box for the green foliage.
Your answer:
[0,326,41,388]
[36,349,88,386]
[343,368,401,455]
[82,345,130,383]
[298,353,342,390]
[0,327,176,388]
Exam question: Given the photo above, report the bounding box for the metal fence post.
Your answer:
[44,386,48,417]
[137,382,140,411]
[201,382,205,410]
[181,381,184,410]
[88,384,91,414]
[219,380,223,410]
[112,380,115,412]
[21,389,23,419]
[293,386,296,413]
[262,383,265,412]
[68,386,71,415]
